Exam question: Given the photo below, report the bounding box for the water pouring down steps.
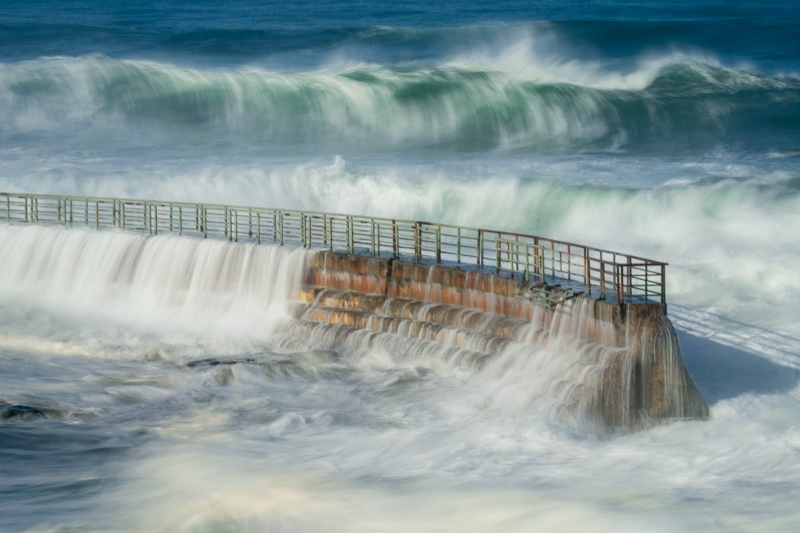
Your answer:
[289,252,708,429]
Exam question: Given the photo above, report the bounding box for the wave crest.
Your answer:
[1,55,797,152]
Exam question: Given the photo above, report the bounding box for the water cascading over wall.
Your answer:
[0,225,314,331]
[0,224,708,431]
[290,252,709,430]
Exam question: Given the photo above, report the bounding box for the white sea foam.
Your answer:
[3,154,797,335]
[0,225,315,342]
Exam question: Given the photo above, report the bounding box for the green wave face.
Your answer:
[2,55,798,153]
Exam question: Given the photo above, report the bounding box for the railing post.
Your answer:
[514,241,520,278]
[435,226,441,265]
[510,242,516,279]
[584,249,590,296]
[301,214,307,247]
[477,230,483,268]
[375,219,380,256]
[371,219,376,257]
[600,263,606,300]
[456,227,461,263]
[256,212,261,244]
[5,196,9,223]
[95,200,99,230]
[508,242,514,279]
[279,212,284,246]
[627,257,632,297]
[495,238,501,273]
[524,244,530,282]
[328,216,333,251]
[154,204,158,235]
[179,206,183,235]
[234,209,238,242]
[539,247,545,283]
[348,216,354,253]
[392,220,398,257]
[170,204,173,233]
[661,264,666,313]
[414,222,421,262]
[566,244,572,281]
[248,209,252,238]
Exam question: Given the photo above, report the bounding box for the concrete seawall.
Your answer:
[296,252,709,429]
[0,192,708,430]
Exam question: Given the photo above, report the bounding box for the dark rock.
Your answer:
[187,358,259,368]
[1,405,47,421]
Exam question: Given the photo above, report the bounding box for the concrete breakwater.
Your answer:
[0,192,709,431]
[293,253,709,429]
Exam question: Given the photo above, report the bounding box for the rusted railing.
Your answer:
[0,192,667,306]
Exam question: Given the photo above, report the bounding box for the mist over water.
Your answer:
[1,1,799,532]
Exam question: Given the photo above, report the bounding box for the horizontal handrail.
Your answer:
[0,191,667,307]
[495,239,546,284]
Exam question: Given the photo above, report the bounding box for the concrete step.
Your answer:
[301,305,514,355]
[308,288,534,340]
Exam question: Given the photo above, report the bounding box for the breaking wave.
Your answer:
[2,54,798,152]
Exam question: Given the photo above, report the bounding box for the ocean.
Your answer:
[1,1,799,531]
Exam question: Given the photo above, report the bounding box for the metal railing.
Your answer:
[0,192,667,306]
